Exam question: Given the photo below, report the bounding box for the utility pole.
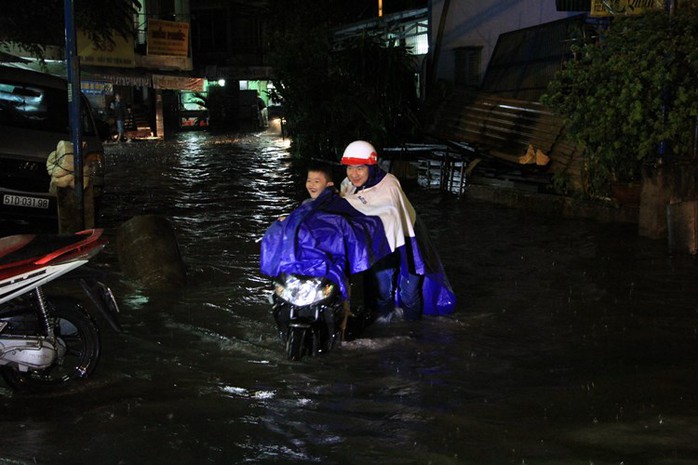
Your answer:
[427,0,451,93]
[62,0,85,232]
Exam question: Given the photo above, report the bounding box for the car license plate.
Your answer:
[3,194,50,209]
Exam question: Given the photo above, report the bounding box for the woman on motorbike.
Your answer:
[339,140,425,322]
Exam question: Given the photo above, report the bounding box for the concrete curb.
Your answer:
[465,183,639,224]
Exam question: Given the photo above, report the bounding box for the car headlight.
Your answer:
[274,275,335,306]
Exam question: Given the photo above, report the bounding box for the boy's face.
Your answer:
[306,171,333,199]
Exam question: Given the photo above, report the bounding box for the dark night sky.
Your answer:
[198,0,428,20]
[356,0,428,17]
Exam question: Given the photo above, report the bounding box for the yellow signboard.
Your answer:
[148,19,190,57]
[591,0,664,17]
[77,30,135,68]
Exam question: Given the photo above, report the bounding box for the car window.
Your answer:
[0,79,96,136]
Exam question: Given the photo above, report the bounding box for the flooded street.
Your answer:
[2,128,698,465]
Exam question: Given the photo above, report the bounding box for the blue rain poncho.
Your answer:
[260,188,391,299]
[260,180,457,316]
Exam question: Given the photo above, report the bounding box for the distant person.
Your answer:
[257,94,268,128]
[111,93,126,142]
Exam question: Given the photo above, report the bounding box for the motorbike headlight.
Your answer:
[274,275,334,306]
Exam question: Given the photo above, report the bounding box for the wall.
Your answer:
[430,0,580,85]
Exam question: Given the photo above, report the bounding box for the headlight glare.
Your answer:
[275,275,334,306]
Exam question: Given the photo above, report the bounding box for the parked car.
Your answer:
[0,66,109,223]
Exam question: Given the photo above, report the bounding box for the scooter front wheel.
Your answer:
[286,326,307,361]
[2,299,101,392]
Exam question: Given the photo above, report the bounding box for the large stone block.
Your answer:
[639,163,698,240]
[667,200,698,255]
[116,215,187,290]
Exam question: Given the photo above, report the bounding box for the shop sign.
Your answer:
[81,80,113,95]
[148,19,190,57]
[77,30,135,68]
[590,0,664,17]
[152,74,205,92]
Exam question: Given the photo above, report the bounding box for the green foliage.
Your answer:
[0,0,140,59]
[542,9,698,196]
[267,0,421,161]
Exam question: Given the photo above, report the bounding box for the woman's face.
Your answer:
[346,165,369,188]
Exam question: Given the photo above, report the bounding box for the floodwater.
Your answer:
[2,125,698,465]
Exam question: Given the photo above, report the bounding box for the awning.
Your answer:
[84,69,152,87]
[152,74,204,92]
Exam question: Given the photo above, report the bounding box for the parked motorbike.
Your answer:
[271,271,373,361]
[0,229,120,392]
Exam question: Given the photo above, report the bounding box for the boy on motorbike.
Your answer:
[304,162,335,201]
[279,163,335,222]
[261,160,390,303]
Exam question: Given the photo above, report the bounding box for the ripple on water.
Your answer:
[3,131,694,465]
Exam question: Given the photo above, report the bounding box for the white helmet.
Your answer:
[341,140,378,165]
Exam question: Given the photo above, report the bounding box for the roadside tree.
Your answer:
[543,8,698,198]
[0,0,140,60]
[267,0,421,160]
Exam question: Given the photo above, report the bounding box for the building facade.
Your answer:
[428,0,583,90]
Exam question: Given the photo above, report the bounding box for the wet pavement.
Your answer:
[2,125,698,464]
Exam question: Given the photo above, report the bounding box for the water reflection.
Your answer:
[1,130,698,464]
